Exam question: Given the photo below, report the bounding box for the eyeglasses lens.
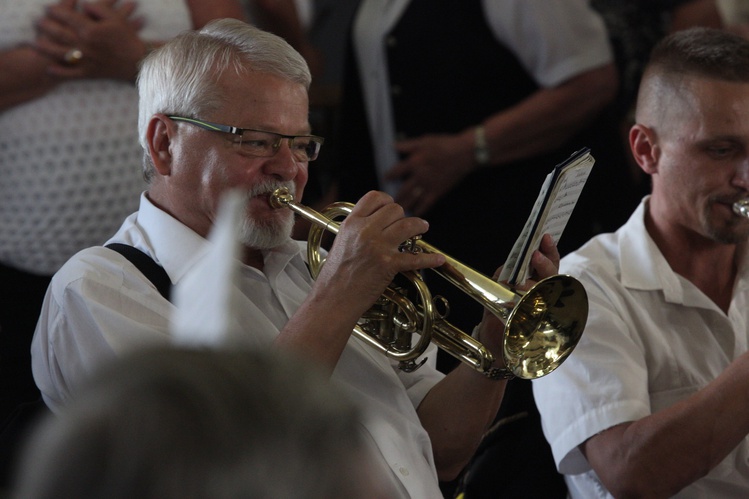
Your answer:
[238,131,320,161]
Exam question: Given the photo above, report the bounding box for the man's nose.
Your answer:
[263,139,300,180]
[733,158,749,190]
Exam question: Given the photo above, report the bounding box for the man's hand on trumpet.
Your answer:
[316,190,446,320]
[474,233,561,364]
[278,190,446,371]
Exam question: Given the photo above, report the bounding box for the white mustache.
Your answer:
[246,181,295,201]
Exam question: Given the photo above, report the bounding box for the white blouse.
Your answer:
[0,0,192,274]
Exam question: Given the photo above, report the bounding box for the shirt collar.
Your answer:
[137,193,308,285]
[619,197,684,302]
[136,193,211,285]
[619,196,749,304]
[260,239,309,281]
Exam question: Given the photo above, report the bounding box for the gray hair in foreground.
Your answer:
[12,347,376,499]
[137,19,311,182]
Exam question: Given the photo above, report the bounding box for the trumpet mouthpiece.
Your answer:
[269,187,293,209]
[733,199,749,218]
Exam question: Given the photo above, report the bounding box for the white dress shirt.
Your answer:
[533,198,749,498]
[0,0,190,274]
[31,192,446,498]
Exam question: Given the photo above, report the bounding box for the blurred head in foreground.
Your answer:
[13,347,385,499]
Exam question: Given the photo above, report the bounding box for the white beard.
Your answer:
[238,181,295,249]
[239,210,294,249]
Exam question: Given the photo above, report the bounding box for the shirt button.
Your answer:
[399,466,410,476]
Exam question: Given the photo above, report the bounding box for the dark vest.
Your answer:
[387,0,537,138]
[336,0,635,284]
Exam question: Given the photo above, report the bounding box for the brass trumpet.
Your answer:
[270,188,588,380]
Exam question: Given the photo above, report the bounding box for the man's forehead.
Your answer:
[639,75,749,127]
[213,72,310,127]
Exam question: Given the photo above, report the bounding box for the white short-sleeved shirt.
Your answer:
[31,193,446,498]
[0,0,191,274]
[532,198,749,498]
[352,0,613,197]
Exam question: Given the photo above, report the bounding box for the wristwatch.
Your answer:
[474,125,490,166]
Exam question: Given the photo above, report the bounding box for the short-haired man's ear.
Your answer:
[629,123,660,175]
[147,114,175,176]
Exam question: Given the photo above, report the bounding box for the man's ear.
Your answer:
[629,124,660,175]
[147,114,175,176]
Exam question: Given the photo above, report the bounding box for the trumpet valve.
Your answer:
[399,234,423,254]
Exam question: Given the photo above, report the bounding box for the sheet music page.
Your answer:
[535,160,593,247]
[499,150,595,285]
[498,172,553,283]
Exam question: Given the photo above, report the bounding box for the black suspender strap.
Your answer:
[105,243,172,302]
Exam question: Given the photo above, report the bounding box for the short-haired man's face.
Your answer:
[647,77,749,244]
[164,70,311,249]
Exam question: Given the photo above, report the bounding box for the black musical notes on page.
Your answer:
[499,148,595,285]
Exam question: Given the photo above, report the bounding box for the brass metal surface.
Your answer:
[270,187,588,379]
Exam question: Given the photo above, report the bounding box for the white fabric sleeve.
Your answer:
[396,358,445,410]
[482,0,613,87]
[532,262,651,474]
[31,247,173,412]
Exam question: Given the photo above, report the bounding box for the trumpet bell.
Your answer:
[504,275,587,379]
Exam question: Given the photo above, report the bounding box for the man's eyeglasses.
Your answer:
[168,116,324,162]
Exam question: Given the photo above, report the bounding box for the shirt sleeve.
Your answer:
[395,348,445,409]
[483,0,614,87]
[532,259,652,474]
[31,246,174,412]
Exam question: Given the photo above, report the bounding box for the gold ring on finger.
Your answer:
[63,48,83,65]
